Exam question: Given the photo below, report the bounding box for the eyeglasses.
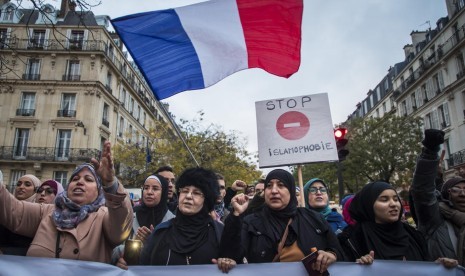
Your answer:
[37,187,54,195]
[179,188,204,198]
[450,187,465,195]
[308,187,328,194]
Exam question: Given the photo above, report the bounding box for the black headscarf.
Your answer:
[167,167,219,254]
[133,175,169,228]
[260,169,298,244]
[349,181,428,261]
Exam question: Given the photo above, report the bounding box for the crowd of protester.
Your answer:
[0,130,464,273]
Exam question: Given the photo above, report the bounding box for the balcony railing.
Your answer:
[62,74,81,81]
[102,118,109,128]
[16,108,35,116]
[448,149,465,168]
[22,74,40,80]
[0,146,101,162]
[57,109,76,117]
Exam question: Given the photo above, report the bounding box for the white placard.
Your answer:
[255,93,338,168]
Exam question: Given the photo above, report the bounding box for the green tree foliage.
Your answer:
[114,111,262,187]
[343,114,422,189]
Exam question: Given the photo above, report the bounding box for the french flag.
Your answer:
[112,0,303,100]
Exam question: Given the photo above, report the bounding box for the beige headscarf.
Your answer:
[17,174,41,202]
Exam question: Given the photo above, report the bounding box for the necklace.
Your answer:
[186,255,192,265]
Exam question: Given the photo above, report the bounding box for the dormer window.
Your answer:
[36,4,56,24]
[3,6,14,21]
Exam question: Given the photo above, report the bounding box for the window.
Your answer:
[54,171,68,184]
[128,125,133,143]
[421,84,428,103]
[13,128,29,159]
[414,87,423,108]
[56,130,71,160]
[18,92,36,116]
[425,110,440,129]
[456,53,465,79]
[3,6,14,21]
[382,102,387,113]
[118,116,125,138]
[58,94,76,117]
[106,72,112,88]
[64,60,80,81]
[137,105,141,121]
[24,58,41,80]
[69,30,84,50]
[29,29,46,48]
[399,100,407,116]
[410,93,417,110]
[438,103,451,128]
[143,112,146,127]
[462,91,465,119]
[102,103,109,127]
[119,88,126,105]
[0,28,9,49]
[9,170,26,193]
[129,97,134,114]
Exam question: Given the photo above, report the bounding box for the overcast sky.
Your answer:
[87,0,446,167]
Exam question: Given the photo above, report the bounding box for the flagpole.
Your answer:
[157,101,200,167]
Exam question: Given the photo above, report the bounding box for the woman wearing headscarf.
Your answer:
[35,179,64,204]
[14,174,41,202]
[140,167,235,270]
[220,169,342,274]
[0,174,41,255]
[338,181,429,263]
[113,174,175,269]
[304,178,347,234]
[0,141,133,263]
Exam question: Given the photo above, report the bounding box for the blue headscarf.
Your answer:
[303,178,331,218]
[53,164,105,229]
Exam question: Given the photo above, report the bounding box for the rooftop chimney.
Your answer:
[59,0,70,18]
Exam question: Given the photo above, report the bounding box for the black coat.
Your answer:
[140,218,223,265]
[220,208,343,263]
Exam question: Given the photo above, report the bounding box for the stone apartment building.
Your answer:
[0,0,171,190]
[348,0,465,178]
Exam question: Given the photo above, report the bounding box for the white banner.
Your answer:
[255,93,338,168]
[0,255,463,276]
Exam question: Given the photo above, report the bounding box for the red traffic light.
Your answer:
[334,128,347,139]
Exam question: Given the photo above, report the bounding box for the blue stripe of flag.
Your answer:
[112,10,205,100]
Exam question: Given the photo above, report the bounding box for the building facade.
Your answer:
[348,0,465,178]
[0,0,171,190]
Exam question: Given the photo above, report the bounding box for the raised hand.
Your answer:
[422,129,445,152]
[231,193,249,216]
[231,180,246,192]
[91,140,116,188]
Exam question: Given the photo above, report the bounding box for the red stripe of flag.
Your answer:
[237,0,303,78]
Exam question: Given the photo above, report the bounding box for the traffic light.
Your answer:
[334,127,349,161]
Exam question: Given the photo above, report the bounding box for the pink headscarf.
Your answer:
[342,196,356,226]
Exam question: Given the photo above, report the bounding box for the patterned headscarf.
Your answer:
[53,164,105,229]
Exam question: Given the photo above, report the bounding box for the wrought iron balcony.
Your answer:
[62,74,81,81]
[57,109,76,117]
[102,118,110,128]
[16,108,35,116]
[22,74,40,80]
[0,146,101,162]
[448,149,465,168]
